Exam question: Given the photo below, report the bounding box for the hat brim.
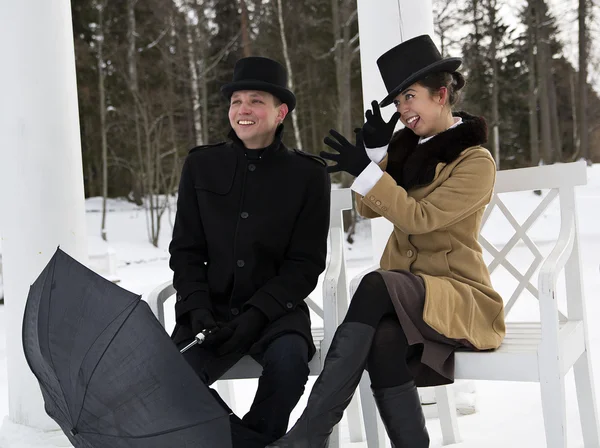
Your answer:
[221,80,296,112]
[379,58,462,107]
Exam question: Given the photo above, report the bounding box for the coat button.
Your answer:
[231,308,240,316]
[237,260,245,267]
[176,294,182,302]
[382,207,388,211]
[369,195,375,202]
[406,249,414,257]
[248,164,256,171]
[240,212,249,219]
[375,200,382,206]
[286,302,293,309]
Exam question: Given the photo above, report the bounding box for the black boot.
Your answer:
[372,381,430,448]
[267,322,375,448]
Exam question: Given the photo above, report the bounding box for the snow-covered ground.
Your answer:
[2,165,600,447]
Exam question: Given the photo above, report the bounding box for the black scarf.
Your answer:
[386,112,488,190]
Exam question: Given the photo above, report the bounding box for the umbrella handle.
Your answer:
[179,331,207,354]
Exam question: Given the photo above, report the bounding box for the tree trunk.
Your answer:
[200,44,209,145]
[578,0,589,162]
[527,1,540,165]
[98,1,108,241]
[331,0,355,193]
[185,1,203,147]
[239,0,252,56]
[276,0,303,149]
[308,59,319,152]
[488,0,500,169]
[548,70,562,161]
[570,71,579,159]
[536,0,553,164]
[127,0,144,206]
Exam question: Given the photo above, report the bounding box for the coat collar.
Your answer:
[386,111,488,190]
[228,124,286,159]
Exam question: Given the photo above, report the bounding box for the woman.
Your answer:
[268,34,505,448]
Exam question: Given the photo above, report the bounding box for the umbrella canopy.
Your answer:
[22,248,232,448]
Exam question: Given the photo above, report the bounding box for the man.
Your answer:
[169,56,330,445]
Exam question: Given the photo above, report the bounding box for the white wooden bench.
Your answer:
[349,161,600,447]
[145,189,366,447]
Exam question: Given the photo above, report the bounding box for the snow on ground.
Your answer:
[2,165,600,447]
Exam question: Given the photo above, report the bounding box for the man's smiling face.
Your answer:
[228,90,288,149]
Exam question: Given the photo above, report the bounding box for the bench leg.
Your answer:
[327,425,340,448]
[540,370,567,448]
[435,385,461,445]
[573,350,600,446]
[216,380,237,413]
[347,392,365,442]
[359,371,387,447]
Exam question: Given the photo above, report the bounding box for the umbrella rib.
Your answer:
[46,254,76,423]
[73,414,231,439]
[73,298,141,431]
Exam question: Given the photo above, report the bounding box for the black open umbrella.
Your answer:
[22,248,233,448]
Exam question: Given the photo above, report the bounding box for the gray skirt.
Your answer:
[377,269,472,387]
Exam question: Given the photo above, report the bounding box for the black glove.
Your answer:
[321,129,371,177]
[215,307,268,357]
[188,308,219,338]
[362,100,400,148]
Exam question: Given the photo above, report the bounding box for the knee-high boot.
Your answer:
[372,380,430,448]
[267,322,375,448]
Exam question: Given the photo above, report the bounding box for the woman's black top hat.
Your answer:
[221,56,296,112]
[377,34,462,107]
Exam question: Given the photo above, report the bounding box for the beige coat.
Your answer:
[356,145,505,350]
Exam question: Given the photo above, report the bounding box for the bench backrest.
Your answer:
[369,161,588,320]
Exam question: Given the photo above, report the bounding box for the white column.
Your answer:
[0,1,87,445]
[355,0,434,260]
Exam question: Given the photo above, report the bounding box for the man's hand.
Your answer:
[216,308,268,357]
[362,100,400,148]
[188,308,219,337]
[320,129,371,177]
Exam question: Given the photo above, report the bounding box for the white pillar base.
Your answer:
[0,417,72,448]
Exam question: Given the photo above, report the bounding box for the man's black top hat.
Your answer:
[221,56,296,112]
[377,34,462,107]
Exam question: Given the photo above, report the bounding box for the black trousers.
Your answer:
[178,333,310,444]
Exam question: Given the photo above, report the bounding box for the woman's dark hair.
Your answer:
[418,71,466,107]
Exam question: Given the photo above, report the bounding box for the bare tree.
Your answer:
[526,0,540,165]
[97,0,109,241]
[486,0,501,168]
[535,0,553,163]
[276,0,303,149]
[239,0,252,56]
[331,0,359,195]
[579,0,590,162]
[434,0,461,57]
[127,0,144,205]
[184,0,204,147]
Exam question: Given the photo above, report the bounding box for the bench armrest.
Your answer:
[349,263,380,298]
[538,215,576,344]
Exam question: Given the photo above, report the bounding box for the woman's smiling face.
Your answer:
[393,82,450,138]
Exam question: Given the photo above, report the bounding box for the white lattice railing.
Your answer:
[479,188,568,320]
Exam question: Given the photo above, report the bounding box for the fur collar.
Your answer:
[386,112,488,190]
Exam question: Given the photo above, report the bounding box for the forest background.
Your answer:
[71,0,600,245]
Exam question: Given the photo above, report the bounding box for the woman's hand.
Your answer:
[321,129,371,176]
[363,100,400,148]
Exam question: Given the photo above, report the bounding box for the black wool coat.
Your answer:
[169,127,331,359]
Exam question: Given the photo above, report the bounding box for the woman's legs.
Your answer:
[367,315,414,388]
[368,317,429,447]
[270,272,428,448]
[268,272,391,447]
